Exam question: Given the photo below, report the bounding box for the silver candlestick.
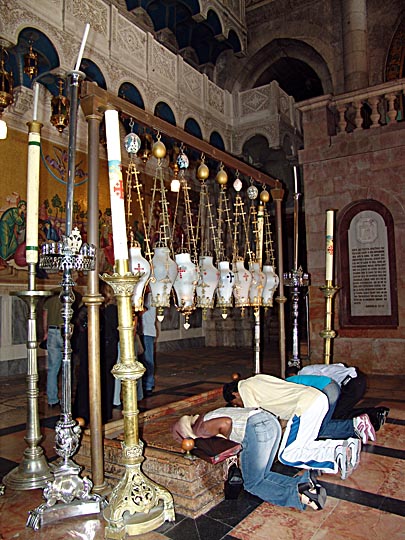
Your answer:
[27,66,104,530]
[283,166,310,370]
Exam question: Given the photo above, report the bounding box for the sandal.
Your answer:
[298,483,327,510]
[224,464,244,499]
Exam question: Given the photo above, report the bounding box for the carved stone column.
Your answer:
[342,0,369,91]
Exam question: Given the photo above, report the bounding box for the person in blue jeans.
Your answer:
[172,408,326,511]
[138,291,156,396]
[42,290,64,407]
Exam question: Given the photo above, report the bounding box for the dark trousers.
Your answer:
[332,371,367,418]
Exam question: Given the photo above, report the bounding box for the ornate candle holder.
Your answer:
[283,267,310,368]
[102,259,175,539]
[3,266,53,491]
[319,280,340,364]
[27,230,102,530]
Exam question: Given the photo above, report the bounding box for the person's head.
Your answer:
[223,380,244,407]
[285,365,299,377]
[99,280,116,305]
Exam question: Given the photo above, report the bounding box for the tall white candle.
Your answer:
[293,165,298,194]
[32,82,39,122]
[105,109,128,261]
[325,209,334,282]
[25,123,42,264]
[74,23,90,71]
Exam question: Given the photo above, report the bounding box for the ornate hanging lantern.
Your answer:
[24,43,38,80]
[50,78,70,133]
[0,47,14,115]
[215,260,235,319]
[262,193,279,308]
[249,259,266,307]
[173,251,198,329]
[196,255,220,318]
[262,264,279,307]
[150,246,178,321]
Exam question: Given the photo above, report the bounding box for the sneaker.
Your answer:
[374,407,390,430]
[353,414,376,444]
[335,441,354,480]
[347,437,361,469]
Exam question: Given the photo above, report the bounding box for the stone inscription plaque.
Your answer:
[348,211,391,317]
[338,199,398,329]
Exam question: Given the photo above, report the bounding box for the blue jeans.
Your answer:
[46,327,63,405]
[318,381,355,439]
[141,335,155,391]
[240,410,310,510]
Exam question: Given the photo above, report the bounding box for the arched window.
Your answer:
[209,131,225,150]
[118,82,145,109]
[154,102,176,125]
[79,58,107,90]
[184,118,202,139]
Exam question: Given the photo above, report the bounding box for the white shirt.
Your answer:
[204,407,260,443]
[298,364,357,386]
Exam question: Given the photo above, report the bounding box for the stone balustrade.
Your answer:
[330,79,405,135]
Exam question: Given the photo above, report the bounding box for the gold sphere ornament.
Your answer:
[197,162,209,180]
[216,166,228,185]
[260,189,270,203]
[181,438,195,453]
[152,139,166,159]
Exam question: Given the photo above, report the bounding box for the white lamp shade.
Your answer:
[216,260,235,308]
[196,255,220,308]
[129,246,151,311]
[150,246,177,309]
[0,119,7,139]
[233,259,252,307]
[173,252,198,308]
[262,265,279,307]
[249,261,266,306]
[171,178,180,192]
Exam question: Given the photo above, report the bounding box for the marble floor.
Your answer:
[0,346,404,539]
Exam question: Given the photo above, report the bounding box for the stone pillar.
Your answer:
[342,0,369,91]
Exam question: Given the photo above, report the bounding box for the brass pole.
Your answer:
[319,281,340,364]
[81,95,107,492]
[271,185,287,378]
[253,204,264,374]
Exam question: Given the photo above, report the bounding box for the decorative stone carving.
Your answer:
[11,86,33,117]
[182,64,203,99]
[241,87,270,114]
[67,0,108,38]
[208,80,225,114]
[152,41,176,82]
[116,17,147,66]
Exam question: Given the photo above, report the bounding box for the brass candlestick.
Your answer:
[319,280,340,364]
[3,274,53,490]
[102,259,174,539]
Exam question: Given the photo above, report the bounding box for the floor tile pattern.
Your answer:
[0,347,404,539]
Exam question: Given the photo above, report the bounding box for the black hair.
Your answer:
[285,366,299,377]
[222,380,239,404]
